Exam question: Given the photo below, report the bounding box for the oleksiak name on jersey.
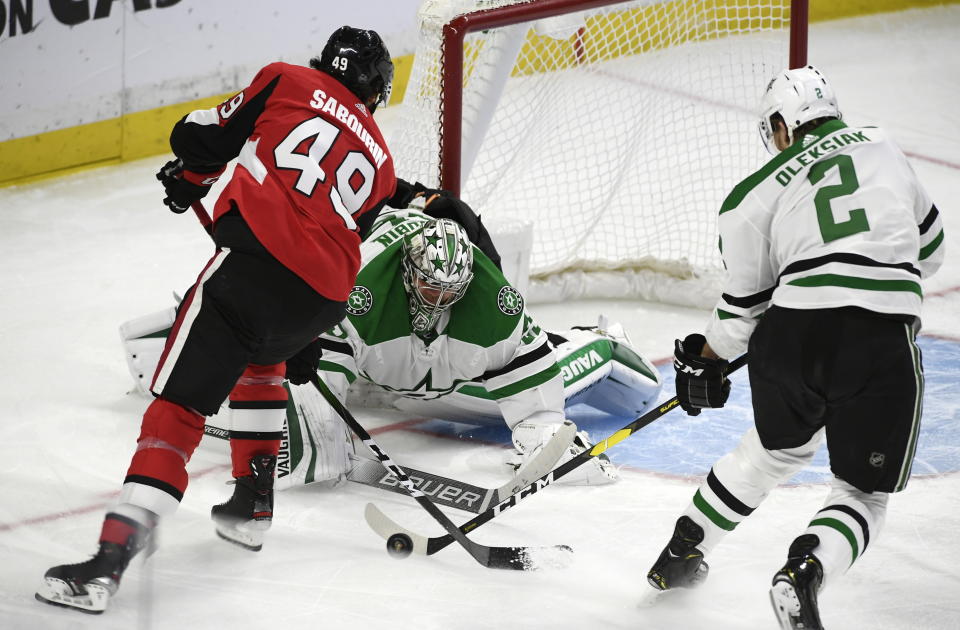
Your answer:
[705,120,944,359]
[316,209,565,428]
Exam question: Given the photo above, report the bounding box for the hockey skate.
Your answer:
[36,520,152,614]
[647,515,710,591]
[769,535,825,630]
[211,454,276,551]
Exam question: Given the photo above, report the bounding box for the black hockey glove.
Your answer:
[156,158,223,214]
[674,333,730,416]
[284,339,323,386]
[387,178,447,209]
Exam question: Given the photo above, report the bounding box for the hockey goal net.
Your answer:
[390,0,807,306]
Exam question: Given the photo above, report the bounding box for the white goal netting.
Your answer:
[390,0,795,306]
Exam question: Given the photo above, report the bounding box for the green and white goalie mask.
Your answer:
[401,218,475,333]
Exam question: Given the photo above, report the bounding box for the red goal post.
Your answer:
[391,0,809,306]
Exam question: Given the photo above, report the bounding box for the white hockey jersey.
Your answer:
[706,120,944,359]
[317,209,565,429]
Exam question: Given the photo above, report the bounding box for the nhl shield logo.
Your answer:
[347,286,373,316]
[869,452,886,468]
[497,286,523,315]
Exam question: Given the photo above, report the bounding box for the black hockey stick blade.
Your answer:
[366,354,748,557]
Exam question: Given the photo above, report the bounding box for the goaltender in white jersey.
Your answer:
[275,206,662,488]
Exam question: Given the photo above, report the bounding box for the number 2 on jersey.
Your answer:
[807,153,870,243]
[274,117,376,231]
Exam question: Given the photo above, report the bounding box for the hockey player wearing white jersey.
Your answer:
[644,66,944,630]
[275,204,663,491]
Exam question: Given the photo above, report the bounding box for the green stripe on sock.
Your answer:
[810,517,859,565]
[693,490,738,531]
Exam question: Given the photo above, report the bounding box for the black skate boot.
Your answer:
[769,534,825,630]
[647,515,709,591]
[211,454,276,551]
[35,515,152,614]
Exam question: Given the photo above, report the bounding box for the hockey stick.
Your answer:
[309,372,573,569]
[200,422,575,514]
[190,201,213,236]
[347,420,576,514]
[365,353,748,557]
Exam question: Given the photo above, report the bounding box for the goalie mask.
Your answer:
[401,219,475,333]
[758,65,840,154]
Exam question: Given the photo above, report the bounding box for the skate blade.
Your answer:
[35,578,110,614]
[214,522,268,552]
[769,580,802,629]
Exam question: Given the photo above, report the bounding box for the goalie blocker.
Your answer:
[120,311,662,489]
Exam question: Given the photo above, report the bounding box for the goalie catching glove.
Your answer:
[156,158,224,214]
[674,333,730,416]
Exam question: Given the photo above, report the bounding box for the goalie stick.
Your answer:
[308,372,574,570]
[365,354,748,557]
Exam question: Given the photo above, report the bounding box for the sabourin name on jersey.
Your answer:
[310,89,389,168]
[775,130,872,186]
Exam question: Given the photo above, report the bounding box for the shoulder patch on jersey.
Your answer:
[497,286,524,316]
[346,286,373,316]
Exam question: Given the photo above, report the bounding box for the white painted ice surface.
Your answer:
[1,7,959,630]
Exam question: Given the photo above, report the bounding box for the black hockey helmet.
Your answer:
[311,26,394,112]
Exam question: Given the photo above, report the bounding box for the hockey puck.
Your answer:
[386,533,413,558]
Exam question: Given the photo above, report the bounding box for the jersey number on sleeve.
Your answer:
[274,117,376,231]
[807,153,870,243]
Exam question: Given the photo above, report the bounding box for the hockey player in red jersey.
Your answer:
[36,26,398,614]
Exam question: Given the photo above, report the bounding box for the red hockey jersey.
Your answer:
[170,62,397,301]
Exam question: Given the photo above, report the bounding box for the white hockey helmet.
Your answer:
[401,218,475,333]
[758,65,840,154]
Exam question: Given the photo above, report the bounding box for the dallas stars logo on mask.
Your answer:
[424,229,469,280]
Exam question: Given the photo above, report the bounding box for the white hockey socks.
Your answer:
[799,478,888,587]
[684,428,821,553]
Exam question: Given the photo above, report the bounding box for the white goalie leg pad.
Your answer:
[119,307,176,396]
[687,428,822,553]
[802,477,888,586]
[552,317,662,418]
[275,382,354,490]
[511,418,619,486]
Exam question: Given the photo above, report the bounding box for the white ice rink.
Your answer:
[2,7,959,630]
